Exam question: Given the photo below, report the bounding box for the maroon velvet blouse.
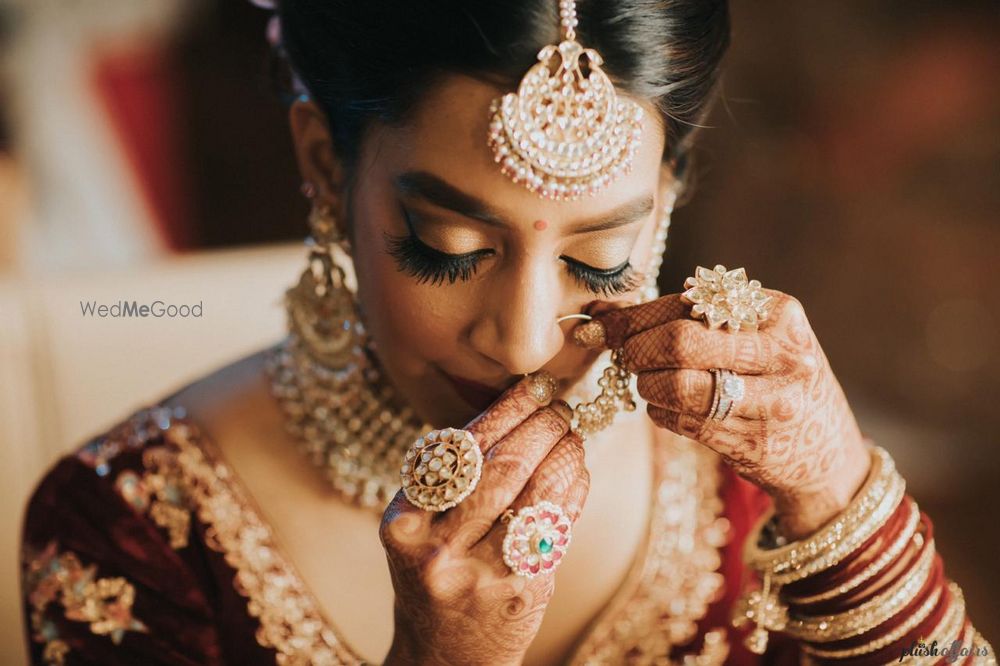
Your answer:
[20,403,802,665]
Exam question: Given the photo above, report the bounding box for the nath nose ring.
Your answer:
[556,313,593,324]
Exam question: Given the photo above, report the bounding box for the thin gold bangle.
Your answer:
[746,447,902,581]
[779,473,905,585]
[905,584,967,666]
[971,628,999,666]
[784,536,936,642]
[786,497,920,605]
[800,581,941,658]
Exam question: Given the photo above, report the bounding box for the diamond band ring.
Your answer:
[708,368,745,421]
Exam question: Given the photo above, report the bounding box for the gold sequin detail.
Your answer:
[565,435,731,665]
[22,541,148,665]
[571,320,607,349]
[114,446,192,549]
[527,369,560,404]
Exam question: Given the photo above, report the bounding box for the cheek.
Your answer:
[349,215,470,372]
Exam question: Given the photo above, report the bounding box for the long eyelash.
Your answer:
[563,258,641,296]
[385,207,638,294]
[383,231,489,286]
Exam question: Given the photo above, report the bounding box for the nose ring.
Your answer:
[556,313,593,324]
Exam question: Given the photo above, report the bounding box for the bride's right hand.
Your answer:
[380,371,589,666]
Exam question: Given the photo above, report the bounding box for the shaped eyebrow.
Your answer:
[394,170,654,234]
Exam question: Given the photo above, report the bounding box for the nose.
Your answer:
[468,258,566,376]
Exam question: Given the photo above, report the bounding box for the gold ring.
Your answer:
[401,428,483,512]
[680,264,773,333]
[501,501,572,578]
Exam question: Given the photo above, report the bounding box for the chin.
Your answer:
[398,379,479,429]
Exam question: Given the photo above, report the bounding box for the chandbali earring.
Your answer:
[265,181,428,511]
[560,186,677,439]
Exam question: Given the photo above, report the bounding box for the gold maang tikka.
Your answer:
[485,0,664,438]
[487,0,644,201]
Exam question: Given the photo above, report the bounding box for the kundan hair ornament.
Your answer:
[487,0,644,201]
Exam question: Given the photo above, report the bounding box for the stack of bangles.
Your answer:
[733,445,996,664]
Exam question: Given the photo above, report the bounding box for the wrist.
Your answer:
[773,439,872,540]
[384,635,525,666]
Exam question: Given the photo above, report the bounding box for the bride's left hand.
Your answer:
[577,290,872,539]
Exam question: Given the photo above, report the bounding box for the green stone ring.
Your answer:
[501,500,573,578]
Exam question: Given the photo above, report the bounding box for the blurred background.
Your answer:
[0,0,996,661]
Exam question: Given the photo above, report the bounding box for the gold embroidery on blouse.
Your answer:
[76,406,180,477]
[159,418,366,665]
[565,435,731,665]
[22,541,149,665]
[115,446,193,549]
[118,403,729,666]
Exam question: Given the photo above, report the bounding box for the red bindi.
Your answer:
[533,219,549,231]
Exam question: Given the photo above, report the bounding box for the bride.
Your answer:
[19,0,993,664]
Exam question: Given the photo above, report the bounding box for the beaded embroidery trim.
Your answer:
[161,417,368,665]
[73,406,731,665]
[564,434,731,665]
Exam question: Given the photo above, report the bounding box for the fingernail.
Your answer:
[549,399,574,424]
[572,320,607,349]
[526,370,559,404]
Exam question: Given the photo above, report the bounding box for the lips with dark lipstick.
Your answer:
[440,370,519,411]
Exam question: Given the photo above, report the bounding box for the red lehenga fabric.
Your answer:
[19,402,802,666]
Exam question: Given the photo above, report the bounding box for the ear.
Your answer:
[289,97,350,235]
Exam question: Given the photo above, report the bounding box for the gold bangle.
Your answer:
[906,584,967,666]
[971,628,998,666]
[786,496,921,605]
[800,579,941,658]
[785,536,936,642]
[746,447,905,584]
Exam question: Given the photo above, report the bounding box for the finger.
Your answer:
[645,403,746,446]
[381,488,440,557]
[645,404,770,473]
[507,430,587,523]
[436,402,573,549]
[383,372,559,542]
[573,294,688,350]
[621,319,781,375]
[636,368,769,420]
[470,432,588,574]
[762,290,815,341]
[465,370,560,456]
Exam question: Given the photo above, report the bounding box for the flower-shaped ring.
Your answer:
[501,500,573,578]
[680,264,773,333]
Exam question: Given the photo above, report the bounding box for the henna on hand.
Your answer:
[589,290,872,539]
[380,375,590,665]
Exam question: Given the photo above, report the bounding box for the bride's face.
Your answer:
[292,74,670,427]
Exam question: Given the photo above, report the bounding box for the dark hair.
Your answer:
[276,0,729,189]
